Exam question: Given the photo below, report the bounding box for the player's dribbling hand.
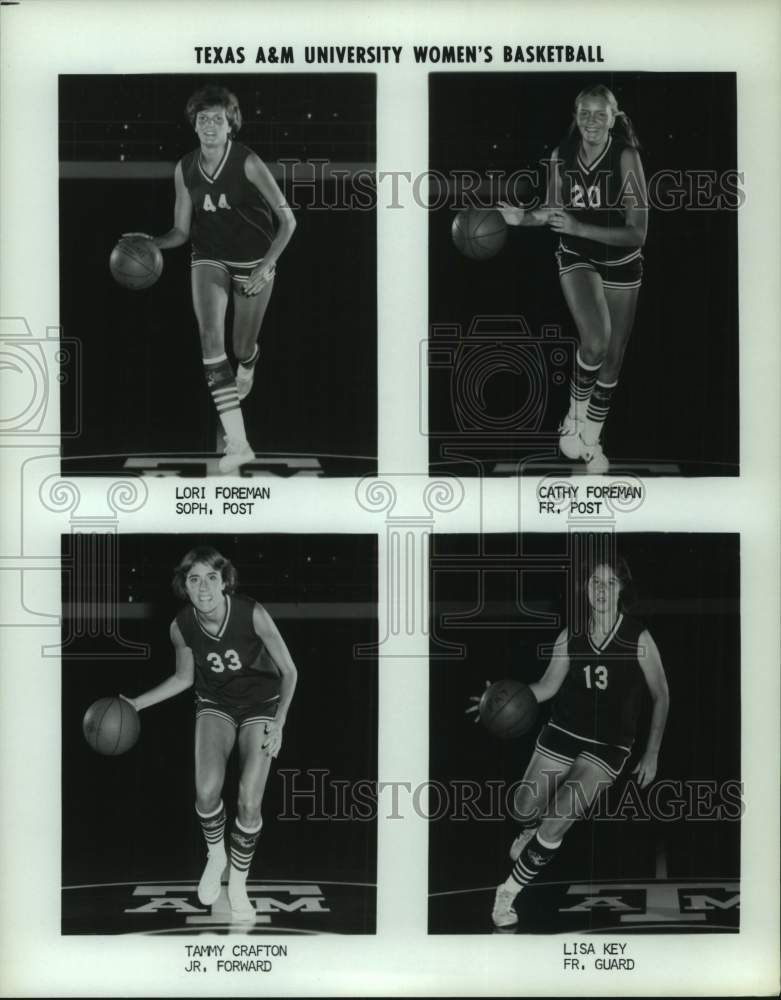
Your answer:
[464,679,492,723]
[262,720,283,757]
[118,693,139,711]
[547,210,581,236]
[243,262,276,296]
[496,202,525,226]
[120,232,154,241]
[632,751,658,789]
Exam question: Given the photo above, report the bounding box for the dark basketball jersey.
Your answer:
[181,140,276,262]
[558,136,642,265]
[176,593,280,706]
[551,614,648,748]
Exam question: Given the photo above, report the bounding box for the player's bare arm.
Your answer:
[465,628,569,722]
[632,630,670,788]
[153,161,193,249]
[527,628,570,703]
[252,603,298,756]
[122,620,195,712]
[242,153,297,295]
[498,147,563,226]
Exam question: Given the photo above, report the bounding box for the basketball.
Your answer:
[109,237,163,290]
[451,208,508,260]
[479,679,538,739]
[83,697,141,755]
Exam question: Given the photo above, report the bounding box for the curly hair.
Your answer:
[185,86,242,138]
[172,545,238,600]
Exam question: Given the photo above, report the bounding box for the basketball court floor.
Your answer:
[63,879,375,935]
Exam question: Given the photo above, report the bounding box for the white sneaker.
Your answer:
[581,437,609,474]
[509,826,538,863]
[236,364,255,401]
[218,438,255,475]
[492,884,519,928]
[559,412,583,460]
[197,849,228,906]
[228,873,257,923]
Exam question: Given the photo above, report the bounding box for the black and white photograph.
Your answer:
[1,0,780,996]
[59,73,377,477]
[61,533,378,934]
[429,532,741,934]
[428,73,739,477]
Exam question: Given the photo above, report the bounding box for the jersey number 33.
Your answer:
[207,649,243,672]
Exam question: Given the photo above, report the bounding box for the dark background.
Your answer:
[429,533,741,928]
[429,73,739,476]
[61,534,377,914]
[59,74,376,474]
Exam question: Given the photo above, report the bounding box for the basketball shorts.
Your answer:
[536,722,631,779]
[195,692,279,730]
[191,252,272,289]
[555,244,643,290]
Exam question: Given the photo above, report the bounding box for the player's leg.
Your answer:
[225,718,275,920]
[508,749,571,861]
[579,284,641,460]
[191,263,253,472]
[558,267,611,460]
[493,730,574,928]
[194,709,237,905]
[231,276,275,402]
[494,755,614,927]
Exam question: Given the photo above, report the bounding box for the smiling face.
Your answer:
[587,564,622,617]
[575,95,615,148]
[194,105,231,150]
[185,560,227,616]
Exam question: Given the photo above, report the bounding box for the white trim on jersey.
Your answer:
[576,134,612,174]
[579,749,626,779]
[588,612,624,654]
[534,742,574,767]
[193,595,232,642]
[195,706,237,727]
[198,138,233,184]
[548,720,631,753]
[597,247,643,266]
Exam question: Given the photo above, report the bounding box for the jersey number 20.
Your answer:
[207,649,242,672]
[571,183,601,209]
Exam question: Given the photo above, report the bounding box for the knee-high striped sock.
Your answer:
[196,801,227,856]
[582,379,618,445]
[502,832,562,891]
[569,351,601,421]
[203,353,246,442]
[229,818,263,880]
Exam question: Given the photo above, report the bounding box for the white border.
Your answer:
[1,0,779,996]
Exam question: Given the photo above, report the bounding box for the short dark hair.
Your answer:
[172,546,238,600]
[185,86,242,137]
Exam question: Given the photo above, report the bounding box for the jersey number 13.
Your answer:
[583,664,608,689]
